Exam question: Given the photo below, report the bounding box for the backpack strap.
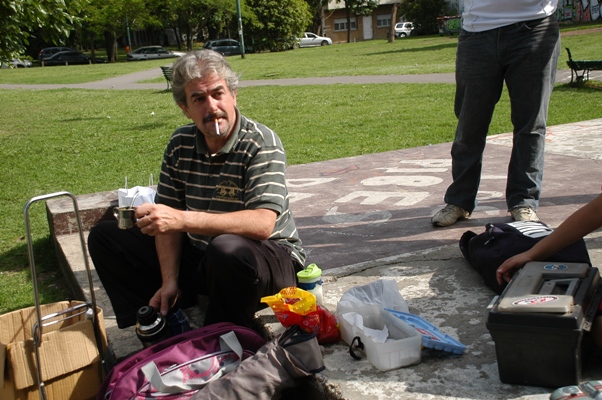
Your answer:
[140,331,243,394]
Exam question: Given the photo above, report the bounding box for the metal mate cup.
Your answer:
[114,207,137,229]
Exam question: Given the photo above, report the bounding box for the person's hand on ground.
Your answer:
[496,253,534,284]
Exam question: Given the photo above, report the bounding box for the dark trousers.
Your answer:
[446,15,560,213]
[88,220,301,329]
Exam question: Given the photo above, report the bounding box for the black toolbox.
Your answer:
[486,261,602,388]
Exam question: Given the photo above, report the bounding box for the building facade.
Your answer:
[324,0,403,43]
[323,0,599,44]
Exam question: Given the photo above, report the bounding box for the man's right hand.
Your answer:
[136,203,185,236]
[496,253,533,285]
[149,279,180,316]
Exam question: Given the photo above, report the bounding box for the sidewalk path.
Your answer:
[1,68,600,90]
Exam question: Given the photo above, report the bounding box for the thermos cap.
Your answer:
[137,305,159,325]
[297,263,322,280]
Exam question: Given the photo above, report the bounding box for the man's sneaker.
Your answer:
[431,204,470,227]
[510,206,540,222]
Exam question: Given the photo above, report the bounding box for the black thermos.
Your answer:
[135,305,172,347]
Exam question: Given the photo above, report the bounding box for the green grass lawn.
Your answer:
[2,22,601,84]
[1,22,601,314]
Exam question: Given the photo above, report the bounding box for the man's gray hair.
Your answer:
[171,50,240,105]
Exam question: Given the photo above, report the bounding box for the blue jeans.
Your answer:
[444,15,560,213]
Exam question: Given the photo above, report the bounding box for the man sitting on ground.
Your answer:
[88,50,306,334]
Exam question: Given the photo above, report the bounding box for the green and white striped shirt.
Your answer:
[156,109,306,265]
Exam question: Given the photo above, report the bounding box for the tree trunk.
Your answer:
[112,32,118,62]
[104,31,115,63]
[345,4,351,43]
[186,24,193,51]
[389,3,398,43]
[175,27,182,51]
[90,36,96,62]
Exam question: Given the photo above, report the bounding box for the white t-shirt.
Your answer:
[462,0,558,32]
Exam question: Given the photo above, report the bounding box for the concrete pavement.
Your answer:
[32,69,602,399]
[1,67,602,90]
[46,117,602,400]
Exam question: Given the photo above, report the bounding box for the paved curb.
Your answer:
[1,69,600,90]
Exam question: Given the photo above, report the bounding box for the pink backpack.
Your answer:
[98,322,266,399]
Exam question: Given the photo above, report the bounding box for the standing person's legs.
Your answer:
[200,234,301,328]
[444,29,505,214]
[502,16,560,212]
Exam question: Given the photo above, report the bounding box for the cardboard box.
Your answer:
[487,262,601,388]
[0,301,107,400]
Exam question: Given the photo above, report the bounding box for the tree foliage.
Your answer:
[246,0,312,52]
[347,0,379,16]
[304,0,329,34]
[397,0,449,35]
[0,0,81,62]
[81,0,151,62]
[163,0,227,51]
[2,0,317,62]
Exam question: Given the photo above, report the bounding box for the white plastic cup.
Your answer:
[297,263,323,305]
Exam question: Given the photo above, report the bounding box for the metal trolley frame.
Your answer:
[23,191,106,400]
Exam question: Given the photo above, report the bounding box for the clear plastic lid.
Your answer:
[385,309,466,355]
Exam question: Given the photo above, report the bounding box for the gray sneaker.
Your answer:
[510,206,540,222]
[431,204,470,227]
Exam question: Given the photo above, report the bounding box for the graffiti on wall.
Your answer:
[558,0,600,21]
[447,0,600,22]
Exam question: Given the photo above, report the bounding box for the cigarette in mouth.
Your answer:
[214,118,220,136]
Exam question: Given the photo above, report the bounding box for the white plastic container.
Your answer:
[297,263,323,305]
[338,304,422,371]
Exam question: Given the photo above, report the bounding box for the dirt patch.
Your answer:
[561,26,602,37]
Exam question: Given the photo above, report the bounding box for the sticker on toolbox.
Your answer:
[385,309,466,355]
[512,295,559,305]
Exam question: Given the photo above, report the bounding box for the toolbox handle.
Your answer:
[24,191,105,400]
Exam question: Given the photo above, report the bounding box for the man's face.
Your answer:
[178,73,237,139]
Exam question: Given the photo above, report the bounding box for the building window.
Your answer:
[334,18,357,31]
[377,14,392,28]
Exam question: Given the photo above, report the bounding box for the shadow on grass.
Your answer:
[368,41,458,56]
[0,236,73,314]
[556,80,602,91]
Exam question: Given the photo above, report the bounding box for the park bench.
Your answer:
[566,47,602,84]
[160,65,173,89]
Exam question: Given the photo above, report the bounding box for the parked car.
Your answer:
[126,46,184,61]
[394,22,414,38]
[43,50,91,66]
[203,39,246,56]
[38,47,75,63]
[297,33,332,47]
[1,58,32,68]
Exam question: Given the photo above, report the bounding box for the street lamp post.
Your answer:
[236,0,246,59]
[126,16,132,52]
